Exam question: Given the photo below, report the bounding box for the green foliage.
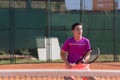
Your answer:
[0,50,9,55]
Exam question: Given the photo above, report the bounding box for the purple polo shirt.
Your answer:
[61,37,90,63]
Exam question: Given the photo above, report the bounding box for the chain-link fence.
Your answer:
[0,0,119,64]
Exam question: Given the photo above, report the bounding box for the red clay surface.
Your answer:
[0,62,120,70]
[0,62,119,80]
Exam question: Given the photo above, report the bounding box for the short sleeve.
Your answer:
[86,39,91,51]
[61,39,69,52]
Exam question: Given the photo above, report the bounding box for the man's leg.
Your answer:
[64,76,74,80]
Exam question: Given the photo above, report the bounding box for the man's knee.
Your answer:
[64,76,74,80]
[87,77,96,80]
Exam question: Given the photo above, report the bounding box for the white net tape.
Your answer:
[0,69,120,80]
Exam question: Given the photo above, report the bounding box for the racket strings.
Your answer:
[75,48,100,64]
[83,48,99,63]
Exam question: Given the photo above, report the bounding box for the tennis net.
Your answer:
[0,69,120,80]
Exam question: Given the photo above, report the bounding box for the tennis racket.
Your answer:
[75,47,100,64]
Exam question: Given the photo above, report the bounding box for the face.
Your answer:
[72,25,83,36]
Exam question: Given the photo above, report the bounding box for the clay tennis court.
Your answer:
[0,62,120,70]
[0,62,119,80]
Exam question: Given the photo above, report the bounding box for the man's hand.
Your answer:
[65,63,73,69]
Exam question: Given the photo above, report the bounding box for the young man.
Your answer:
[60,23,95,80]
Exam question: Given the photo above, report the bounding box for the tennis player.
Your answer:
[60,23,95,80]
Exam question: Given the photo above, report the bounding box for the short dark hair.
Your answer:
[71,23,82,30]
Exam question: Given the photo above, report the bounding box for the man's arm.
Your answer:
[60,50,69,64]
[60,50,72,68]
